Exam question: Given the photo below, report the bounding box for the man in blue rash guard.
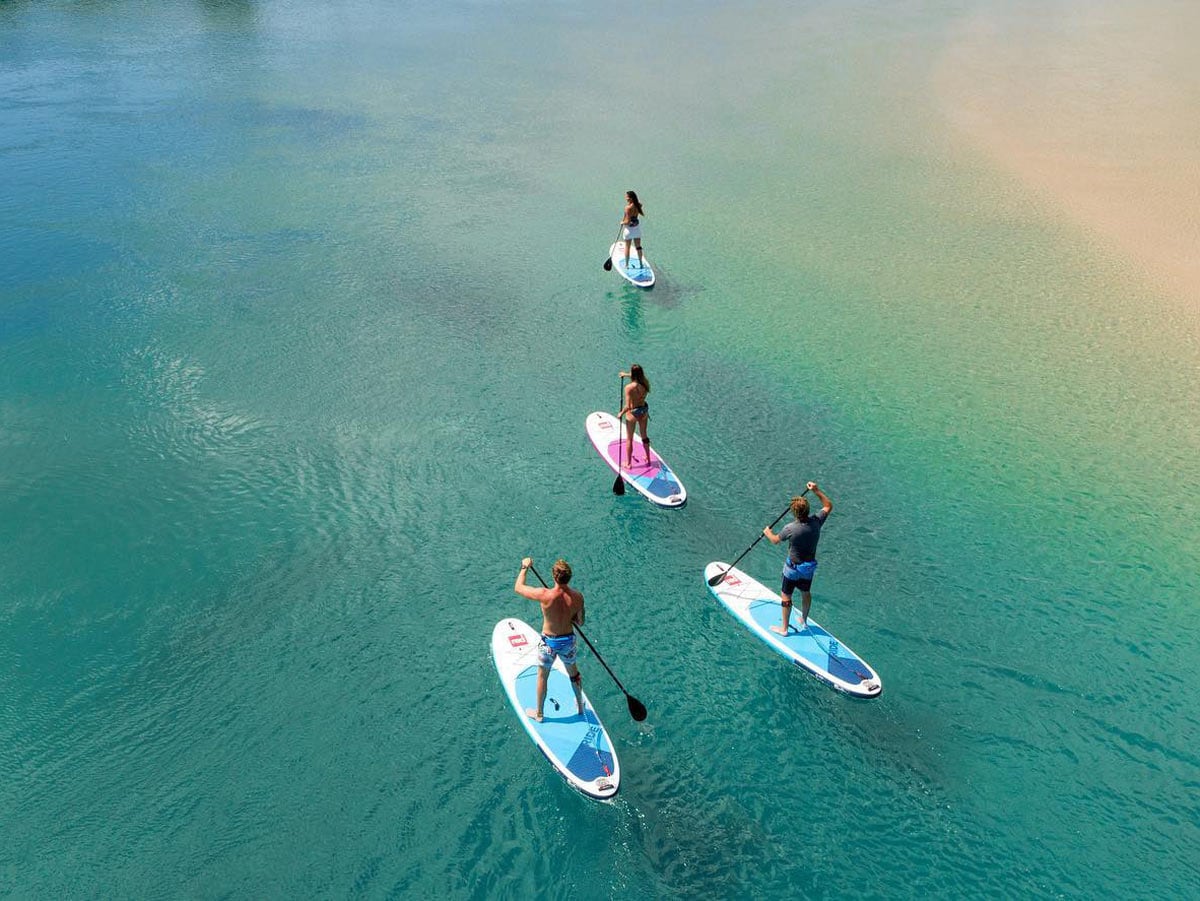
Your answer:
[513,557,586,722]
[762,482,833,634]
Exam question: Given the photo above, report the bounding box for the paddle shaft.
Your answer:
[528,564,644,716]
[612,377,625,494]
[709,490,810,586]
[602,223,624,270]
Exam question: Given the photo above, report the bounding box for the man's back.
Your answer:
[782,510,829,562]
[540,584,584,636]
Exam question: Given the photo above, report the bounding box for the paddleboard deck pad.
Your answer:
[491,618,620,800]
[609,241,655,287]
[704,562,882,698]
[585,410,686,508]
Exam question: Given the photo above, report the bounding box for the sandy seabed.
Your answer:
[936,2,1200,319]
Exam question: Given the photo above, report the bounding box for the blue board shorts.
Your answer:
[537,633,578,668]
[781,559,818,595]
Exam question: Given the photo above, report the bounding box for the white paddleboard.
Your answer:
[491,618,620,800]
[585,410,686,508]
[609,241,655,287]
[704,562,882,698]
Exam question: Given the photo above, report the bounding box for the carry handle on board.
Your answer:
[529,564,647,722]
[708,489,810,587]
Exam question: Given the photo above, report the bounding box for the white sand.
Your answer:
[936,2,1200,314]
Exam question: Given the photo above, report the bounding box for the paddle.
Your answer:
[529,564,647,722]
[707,490,810,587]
[602,223,624,271]
[612,376,626,496]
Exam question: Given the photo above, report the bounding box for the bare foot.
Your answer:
[525,708,543,722]
[771,625,790,635]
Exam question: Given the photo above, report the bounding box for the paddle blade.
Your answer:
[627,695,648,722]
[707,567,730,587]
[612,473,625,495]
[603,257,613,271]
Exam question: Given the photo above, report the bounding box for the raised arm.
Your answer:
[513,557,544,602]
[808,481,832,515]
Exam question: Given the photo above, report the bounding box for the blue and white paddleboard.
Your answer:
[609,241,655,288]
[585,411,686,508]
[704,562,882,698]
[491,618,620,800]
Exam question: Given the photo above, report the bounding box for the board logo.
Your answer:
[508,634,528,648]
[598,420,612,430]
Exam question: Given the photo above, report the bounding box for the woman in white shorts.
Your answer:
[621,190,645,270]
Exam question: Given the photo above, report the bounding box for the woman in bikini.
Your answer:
[620,190,644,270]
[617,363,651,468]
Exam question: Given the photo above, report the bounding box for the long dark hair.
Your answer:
[626,190,643,216]
[630,363,650,394]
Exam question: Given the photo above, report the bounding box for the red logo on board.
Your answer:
[508,634,528,648]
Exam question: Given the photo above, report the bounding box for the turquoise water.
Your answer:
[3,1,1199,897]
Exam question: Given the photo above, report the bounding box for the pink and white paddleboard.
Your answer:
[585,411,686,508]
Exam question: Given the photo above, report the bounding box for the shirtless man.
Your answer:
[513,556,586,722]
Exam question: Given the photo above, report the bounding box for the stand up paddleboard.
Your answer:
[609,242,655,288]
[491,618,620,800]
[704,562,882,698]
[585,411,686,508]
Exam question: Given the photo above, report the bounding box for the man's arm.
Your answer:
[763,525,782,544]
[514,557,544,602]
[808,481,832,515]
[573,592,585,627]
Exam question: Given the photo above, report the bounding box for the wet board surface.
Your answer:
[491,618,620,800]
[609,241,655,287]
[704,562,882,698]
[584,410,686,508]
